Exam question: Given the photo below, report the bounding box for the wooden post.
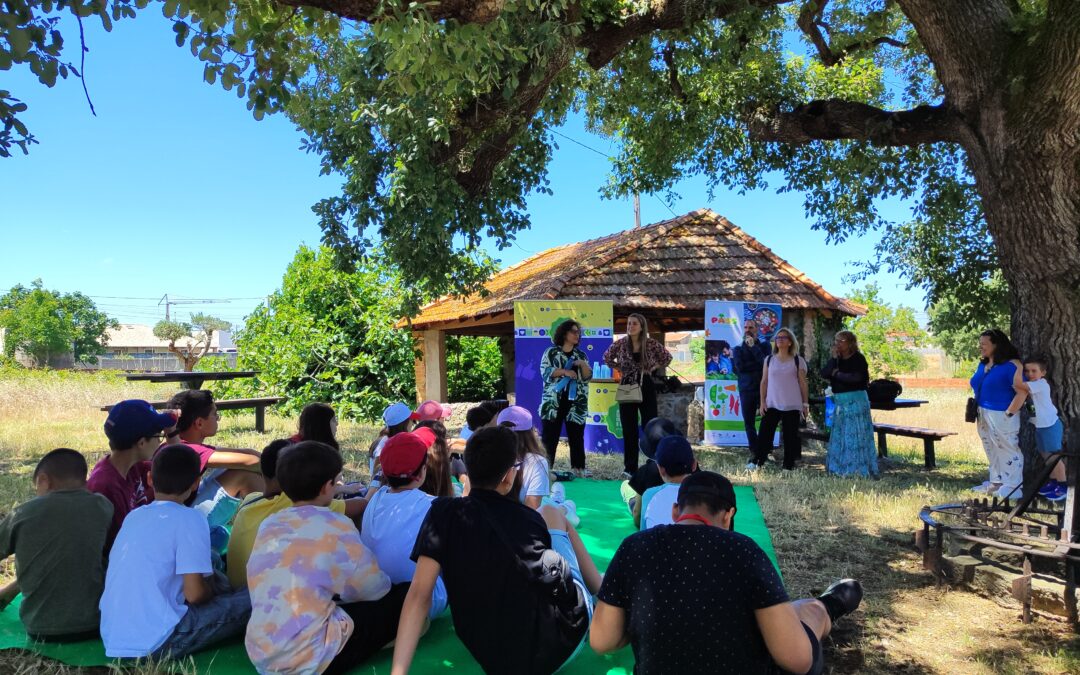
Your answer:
[413,330,448,403]
[498,336,516,401]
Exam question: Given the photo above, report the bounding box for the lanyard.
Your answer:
[674,514,713,527]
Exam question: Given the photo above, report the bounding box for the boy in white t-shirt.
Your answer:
[1016,355,1066,501]
[640,435,698,530]
[100,444,250,659]
[361,431,448,618]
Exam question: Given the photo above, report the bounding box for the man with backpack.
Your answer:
[391,426,601,675]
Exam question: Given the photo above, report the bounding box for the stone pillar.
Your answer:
[498,336,515,400]
[413,330,447,403]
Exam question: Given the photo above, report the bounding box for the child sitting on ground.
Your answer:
[391,426,601,675]
[415,421,455,498]
[360,432,449,618]
[1015,355,1067,502]
[100,444,250,659]
[0,449,113,642]
[92,399,179,550]
[227,438,369,589]
[640,436,698,530]
[369,402,418,487]
[246,441,407,675]
[292,402,341,447]
[167,390,264,531]
[497,405,551,509]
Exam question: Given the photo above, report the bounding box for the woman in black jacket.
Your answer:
[820,330,878,477]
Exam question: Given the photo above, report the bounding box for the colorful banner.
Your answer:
[586,381,622,454]
[703,301,783,446]
[513,301,613,451]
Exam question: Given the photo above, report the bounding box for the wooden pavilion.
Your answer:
[404,209,864,402]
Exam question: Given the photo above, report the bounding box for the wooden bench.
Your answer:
[99,396,286,433]
[798,423,956,470]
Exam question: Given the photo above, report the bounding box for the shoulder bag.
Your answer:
[965,364,984,423]
[616,371,643,404]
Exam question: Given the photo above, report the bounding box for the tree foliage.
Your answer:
[0,279,117,366]
[927,272,1010,363]
[153,313,231,371]
[446,336,505,402]
[844,282,926,378]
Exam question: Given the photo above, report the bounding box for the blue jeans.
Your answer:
[151,588,251,660]
[549,529,593,673]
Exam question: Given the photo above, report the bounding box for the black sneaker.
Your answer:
[817,579,863,623]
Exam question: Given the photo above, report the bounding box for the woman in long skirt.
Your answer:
[821,330,878,477]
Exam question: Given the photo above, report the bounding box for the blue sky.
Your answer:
[1,12,927,327]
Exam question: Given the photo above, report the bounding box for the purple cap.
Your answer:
[104,400,177,447]
[497,405,534,432]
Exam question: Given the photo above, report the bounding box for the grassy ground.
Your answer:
[1,371,1078,673]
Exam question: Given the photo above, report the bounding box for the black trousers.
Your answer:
[740,388,761,451]
[541,394,587,469]
[618,375,657,474]
[324,583,411,675]
[753,408,802,470]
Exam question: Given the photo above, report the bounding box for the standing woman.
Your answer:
[539,320,593,476]
[969,329,1026,498]
[749,328,808,471]
[821,330,878,477]
[604,313,673,476]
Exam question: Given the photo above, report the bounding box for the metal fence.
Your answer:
[76,353,239,372]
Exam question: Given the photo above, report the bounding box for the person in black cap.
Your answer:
[592,471,862,675]
[619,418,696,527]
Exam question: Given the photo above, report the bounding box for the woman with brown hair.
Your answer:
[414,420,454,498]
[820,330,878,477]
[603,313,673,476]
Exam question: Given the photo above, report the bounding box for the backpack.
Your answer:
[867,378,903,405]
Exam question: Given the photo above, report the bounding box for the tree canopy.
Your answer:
[153,313,231,371]
[844,282,925,378]
[927,272,1010,363]
[0,280,117,366]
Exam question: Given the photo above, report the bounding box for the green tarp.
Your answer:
[0,481,777,674]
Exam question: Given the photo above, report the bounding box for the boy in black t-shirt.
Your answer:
[592,471,863,675]
[391,426,601,675]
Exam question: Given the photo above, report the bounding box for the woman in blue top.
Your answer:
[969,329,1027,498]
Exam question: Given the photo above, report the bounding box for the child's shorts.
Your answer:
[1034,419,1063,454]
[193,469,241,529]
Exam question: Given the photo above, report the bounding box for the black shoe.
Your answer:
[817,579,863,623]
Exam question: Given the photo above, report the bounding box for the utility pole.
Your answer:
[158,294,230,321]
[634,193,641,228]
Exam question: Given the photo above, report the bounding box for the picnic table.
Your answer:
[123,370,259,390]
[102,370,284,432]
[804,396,954,469]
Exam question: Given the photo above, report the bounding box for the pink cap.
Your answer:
[416,400,452,421]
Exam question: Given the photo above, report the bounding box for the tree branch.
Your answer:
[274,0,506,24]
[662,41,687,103]
[797,0,907,67]
[748,100,961,146]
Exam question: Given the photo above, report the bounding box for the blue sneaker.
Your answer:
[1047,484,1068,502]
[1038,480,1059,497]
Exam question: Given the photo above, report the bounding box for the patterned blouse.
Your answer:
[540,346,591,423]
[603,336,672,383]
[245,505,391,674]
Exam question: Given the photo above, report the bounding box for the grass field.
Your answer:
[1,370,1078,673]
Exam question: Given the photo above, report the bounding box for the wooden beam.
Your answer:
[413,330,449,403]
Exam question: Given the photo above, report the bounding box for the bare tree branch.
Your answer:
[748,100,961,146]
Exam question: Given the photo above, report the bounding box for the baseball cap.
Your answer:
[383,402,418,427]
[104,400,178,447]
[380,432,429,479]
[640,417,678,459]
[416,400,452,421]
[459,425,475,441]
[496,405,534,431]
[655,435,695,476]
[411,426,437,449]
[677,471,737,514]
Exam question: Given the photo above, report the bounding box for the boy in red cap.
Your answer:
[361,431,448,618]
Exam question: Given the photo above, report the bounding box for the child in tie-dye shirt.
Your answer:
[245,441,410,675]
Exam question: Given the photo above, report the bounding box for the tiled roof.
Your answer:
[407,209,864,330]
[105,324,230,350]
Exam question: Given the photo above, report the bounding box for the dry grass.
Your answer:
[0,373,1078,673]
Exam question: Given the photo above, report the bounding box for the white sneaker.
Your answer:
[995,484,1022,500]
[561,500,580,528]
[550,483,566,504]
[970,481,993,493]
[745,461,761,472]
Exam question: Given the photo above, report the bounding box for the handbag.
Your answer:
[616,372,644,403]
[966,363,985,423]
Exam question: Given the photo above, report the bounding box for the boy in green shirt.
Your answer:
[0,448,113,641]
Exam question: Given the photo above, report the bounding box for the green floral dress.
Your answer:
[539,346,591,424]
